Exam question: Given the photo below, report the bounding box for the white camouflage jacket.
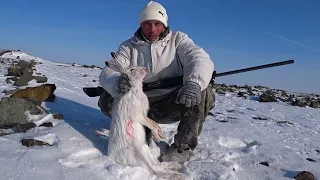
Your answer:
[99,28,215,99]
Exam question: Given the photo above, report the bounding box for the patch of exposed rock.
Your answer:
[213,83,320,108]
[0,82,57,128]
[6,60,36,77]
[21,138,50,147]
[0,53,65,146]
[259,90,277,102]
[4,59,48,86]
[10,83,56,102]
[294,171,315,180]
[0,97,48,125]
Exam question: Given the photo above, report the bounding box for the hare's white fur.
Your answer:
[107,66,184,179]
[108,66,162,171]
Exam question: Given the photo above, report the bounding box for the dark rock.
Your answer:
[52,113,63,120]
[5,79,13,84]
[237,91,247,97]
[284,94,295,102]
[92,80,96,82]
[6,60,35,77]
[252,116,269,121]
[259,91,277,102]
[254,85,267,89]
[315,149,320,153]
[0,97,47,125]
[82,74,88,77]
[217,120,229,123]
[291,100,307,107]
[45,93,56,102]
[226,110,236,113]
[34,76,48,83]
[216,88,226,94]
[277,121,294,125]
[294,171,315,180]
[208,112,214,116]
[303,96,313,105]
[259,162,269,166]
[10,84,56,102]
[0,123,18,129]
[16,122,37,132]
[227,116,236,119]
[281,91,288,97]
[7,65,23,77]
[309,101,320,108]
[19,60,37,69]
[229,87,237,92]
[13,72,34,86]
[247,87,254,95]
[5,77,19,84]
[306,158,316,162]
[21,138,50,147]
[39,122,53,127]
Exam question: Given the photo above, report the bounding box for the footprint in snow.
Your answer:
[218,136,261,154]
[241,140,261,154]
[218,136,247,149]
[58,148,104,168]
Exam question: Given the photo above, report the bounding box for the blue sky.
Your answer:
[1,0,319,94]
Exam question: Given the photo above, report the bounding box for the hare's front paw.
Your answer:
[152,125,165,142]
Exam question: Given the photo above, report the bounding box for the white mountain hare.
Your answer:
[107,53,185,179]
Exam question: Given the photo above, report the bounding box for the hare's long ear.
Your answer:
[111,52,125,73]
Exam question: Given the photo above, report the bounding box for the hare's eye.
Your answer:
[130,69,135,72]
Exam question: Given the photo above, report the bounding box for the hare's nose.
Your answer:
[144,68,148,72]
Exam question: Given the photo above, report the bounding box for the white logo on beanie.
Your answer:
[140,1,168,27]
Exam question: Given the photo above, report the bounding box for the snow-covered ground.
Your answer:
[1,50,44,61]
[0,51,319,180]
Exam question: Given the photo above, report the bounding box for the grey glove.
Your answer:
[175,81,201,107]
[117,74,131,94]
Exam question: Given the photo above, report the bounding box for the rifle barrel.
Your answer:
[215,60,294,77]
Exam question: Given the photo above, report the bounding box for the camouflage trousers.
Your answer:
[98,84,215,151]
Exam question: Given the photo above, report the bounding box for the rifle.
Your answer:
[83,59,294,97]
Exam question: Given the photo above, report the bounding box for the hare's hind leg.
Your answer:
[133,141,160,174]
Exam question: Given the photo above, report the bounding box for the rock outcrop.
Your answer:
[10,83,56,102]
[213,84,320,109]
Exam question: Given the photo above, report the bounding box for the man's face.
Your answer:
[141,20,165,41]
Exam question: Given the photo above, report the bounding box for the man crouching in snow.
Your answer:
[98,1,215,163]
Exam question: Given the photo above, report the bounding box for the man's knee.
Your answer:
[98,91,114,117]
